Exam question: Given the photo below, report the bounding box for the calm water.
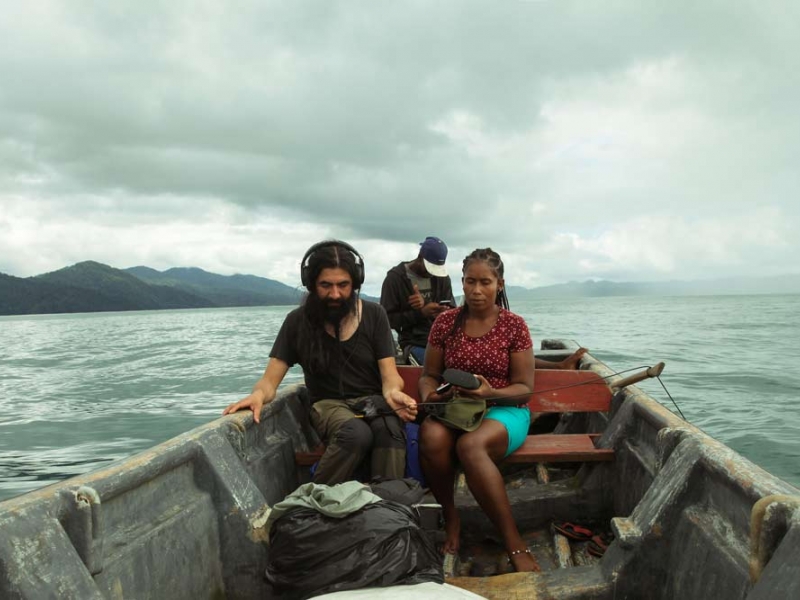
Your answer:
[1,295,799,502]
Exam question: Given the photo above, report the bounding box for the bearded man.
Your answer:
[223,240,418,484]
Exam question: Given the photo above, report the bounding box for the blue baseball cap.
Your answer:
[419,236,448,277]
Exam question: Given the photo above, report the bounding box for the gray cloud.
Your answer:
[1,1,799,292]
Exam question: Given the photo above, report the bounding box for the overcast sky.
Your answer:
[2,1,798,295]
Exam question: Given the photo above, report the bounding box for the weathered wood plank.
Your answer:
[527,370,611,413]
[506,434,614,464]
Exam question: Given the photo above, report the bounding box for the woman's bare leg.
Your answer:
[420,418,460,554]
[457,421,540,572]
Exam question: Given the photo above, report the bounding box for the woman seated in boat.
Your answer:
[418,247,540,572]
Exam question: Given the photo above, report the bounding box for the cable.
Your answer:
[387,366,648,414]
[387,365,689,422]
[335,297,363,397]
[656,375,686,420]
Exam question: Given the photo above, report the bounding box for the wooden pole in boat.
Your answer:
[609,362,665,391]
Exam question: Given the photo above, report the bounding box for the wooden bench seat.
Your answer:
[505,433,613,463]
[508,368,613,463]
[295,365,614,467]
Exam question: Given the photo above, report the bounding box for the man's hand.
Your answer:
[386,389,418,423]
[421,302,450,319]
[407,284,424,309]
[409,284,449,319]
[223,390,267,423]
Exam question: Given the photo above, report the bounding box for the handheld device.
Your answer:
[438,299,454,307]
[442,368,480,390]
[435,382,453,394]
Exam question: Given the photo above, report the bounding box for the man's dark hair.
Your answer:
[300,243,362,373]
[302,242,362,293]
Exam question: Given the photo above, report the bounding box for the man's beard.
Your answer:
[305,291,358,330]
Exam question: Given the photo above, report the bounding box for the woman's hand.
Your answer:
[458,374,493,399]
[422,386,455,404]
[386,389,418,422]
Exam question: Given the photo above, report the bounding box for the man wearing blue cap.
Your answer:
[380,236,455,364]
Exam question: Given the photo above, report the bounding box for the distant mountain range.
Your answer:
[507,273,800,299]
[0,261,302,315]
[2,261,799,316]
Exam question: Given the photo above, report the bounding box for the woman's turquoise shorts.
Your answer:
[484,406,531,457]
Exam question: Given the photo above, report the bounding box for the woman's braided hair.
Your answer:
[448,247,509,338]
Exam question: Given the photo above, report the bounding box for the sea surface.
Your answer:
[1,294,799,502]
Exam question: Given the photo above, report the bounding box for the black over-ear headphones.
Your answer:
[300,240,365,288]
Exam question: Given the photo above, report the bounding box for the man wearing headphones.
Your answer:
[223,240,418,485]
[380,236,455,364]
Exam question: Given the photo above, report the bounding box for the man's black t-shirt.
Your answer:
[269,300,396,403]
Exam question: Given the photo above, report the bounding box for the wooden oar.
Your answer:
[609,362,665,391]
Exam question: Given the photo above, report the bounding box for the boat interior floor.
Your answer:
[419,463,614,580]
[439,521,609,578]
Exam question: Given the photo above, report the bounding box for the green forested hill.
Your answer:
[37,261,215,311]
[0,271,126,315]
[125,266,301,306]
[0,261,302,315]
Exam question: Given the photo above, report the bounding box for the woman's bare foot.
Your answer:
[441,509,461,555]
[508,549,541,572]
[560,347,588,370]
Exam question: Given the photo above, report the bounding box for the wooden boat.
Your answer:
[1,340,798,599]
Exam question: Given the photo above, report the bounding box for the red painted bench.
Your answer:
[506,368,614,463]
[295,365,614,466]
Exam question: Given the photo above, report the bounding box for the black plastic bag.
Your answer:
[369,477,426,506]
[265,501,443,600]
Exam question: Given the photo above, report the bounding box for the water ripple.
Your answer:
[2,297,800,501]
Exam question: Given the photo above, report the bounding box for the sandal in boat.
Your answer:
[588,534,612,557]
[552,521,594,541]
